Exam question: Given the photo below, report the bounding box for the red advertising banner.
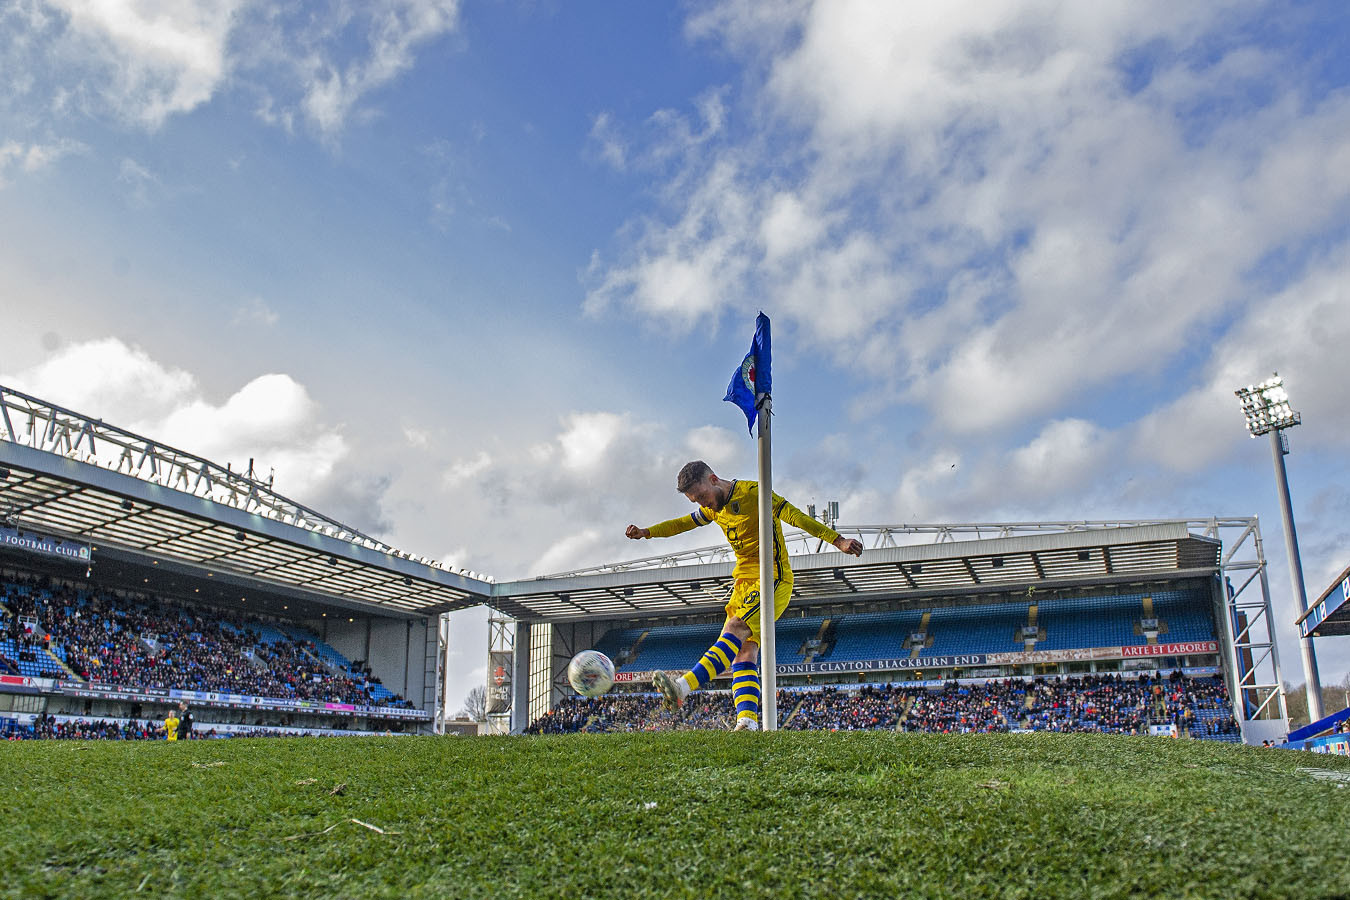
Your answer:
[1120,641,1218,658]
[613,672,647,683]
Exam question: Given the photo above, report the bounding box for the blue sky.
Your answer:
[3,0,1349,714]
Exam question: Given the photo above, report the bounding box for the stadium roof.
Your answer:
[1296,563,1350,638]
[0,385,492,617]
[493,522,1223,623]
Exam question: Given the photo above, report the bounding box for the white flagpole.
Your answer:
[756,393,777,731]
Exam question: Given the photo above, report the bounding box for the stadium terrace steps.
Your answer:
[278,625,396,702]
[802,619,832,662]
[0,639,60,679]
[618,630,650,667]
[775,616,827,664]
[45,648,79,680]
[1192,706,1242,742]
[895,694,915,730]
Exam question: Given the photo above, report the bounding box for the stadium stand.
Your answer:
[605,589,1218,673]
[0,573,414,709]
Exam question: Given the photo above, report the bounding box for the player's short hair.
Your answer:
[676,460,713,493]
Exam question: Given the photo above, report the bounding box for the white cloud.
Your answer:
[683,424,739,465]
[3,337,196,427]
[253,0,462,138]
[892,448,964,521]
[231,296,279,328]
[588,111,628,170]
[2,337,350,500]
[45,0,244,127]
[0,138,86,187]
[9,0,461,135]
[588,0,1350,438]
[1006,418,1111,492]
[443,450,491,487]
[425,412,755,577]
[1131,253,1350,470]
[585,157,757,327]
[533,529,606,576]
[556,412,632,472]
[116,156,157,205]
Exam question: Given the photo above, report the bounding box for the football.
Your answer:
[567,650,615,698]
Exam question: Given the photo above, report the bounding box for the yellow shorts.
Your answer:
[725,577,793,643]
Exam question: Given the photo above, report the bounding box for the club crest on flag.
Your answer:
[740,354,756,391]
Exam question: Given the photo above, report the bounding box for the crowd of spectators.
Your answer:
[783,685,907,731]
[903,680,1025,733]
[0,715,366,741]
[0,573,411,708]
[6,715,182,741]
[1018,672,1239,735]
[526,672,1241,738]
[526,693,739,734]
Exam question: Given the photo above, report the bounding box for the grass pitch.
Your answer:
[2,733,1348,899]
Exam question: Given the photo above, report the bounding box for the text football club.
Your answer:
[0,525,92,563]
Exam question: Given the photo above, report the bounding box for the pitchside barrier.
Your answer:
[0,712,408,738]
[0,674,430,721]
[1288,732,1350,754]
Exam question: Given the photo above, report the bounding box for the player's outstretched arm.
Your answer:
[638,513,709,540]
[833,536,864,557]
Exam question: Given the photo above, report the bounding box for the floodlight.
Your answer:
[1234,374,1300,436]
[1234,371,1322,719]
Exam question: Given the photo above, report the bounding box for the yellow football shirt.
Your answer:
[646,479,841,582]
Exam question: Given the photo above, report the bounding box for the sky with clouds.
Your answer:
[3,0,1349,716]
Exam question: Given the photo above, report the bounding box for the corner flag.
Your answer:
[724,312,779,730]
[724,312,772,435]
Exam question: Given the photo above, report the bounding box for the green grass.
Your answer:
[1,733,1348,899]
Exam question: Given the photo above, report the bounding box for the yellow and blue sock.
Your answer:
[681,631,743,692]
[732,660,760,724]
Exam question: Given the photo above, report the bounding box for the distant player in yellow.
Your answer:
[165,711,180,742]
[626,460,863,730]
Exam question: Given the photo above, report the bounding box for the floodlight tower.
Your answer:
[1235,373,1323,721]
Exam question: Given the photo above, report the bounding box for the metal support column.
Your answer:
[1270,430,1323,721]
[486,610,516,735]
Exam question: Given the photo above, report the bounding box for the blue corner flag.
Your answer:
[724,312,771,434]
